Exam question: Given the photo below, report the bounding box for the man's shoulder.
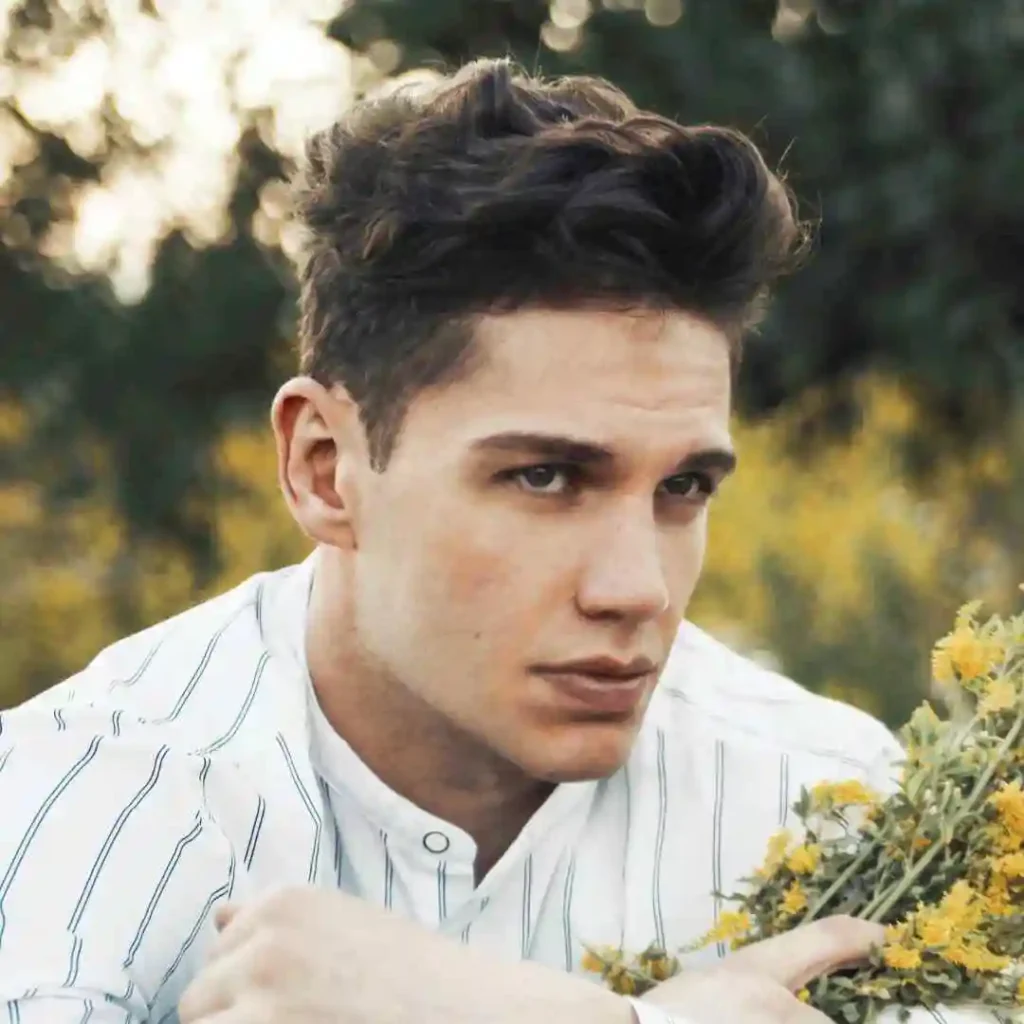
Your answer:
[648,621,901,773]
[3,560,313,757]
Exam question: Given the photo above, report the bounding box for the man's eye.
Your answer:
[660,472,716,501]
[509,464,574,495]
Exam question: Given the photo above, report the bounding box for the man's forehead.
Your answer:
[465,313,731,417]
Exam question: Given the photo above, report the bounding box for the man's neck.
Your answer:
[305,568,553,881]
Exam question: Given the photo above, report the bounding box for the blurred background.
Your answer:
[1,0,1022,727]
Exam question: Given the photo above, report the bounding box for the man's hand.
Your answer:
[177,888,880,1024]
[641,915,885,1023]
[177,887,631,1024]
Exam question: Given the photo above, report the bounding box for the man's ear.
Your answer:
[271,376,364,549]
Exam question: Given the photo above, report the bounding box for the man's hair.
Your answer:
[293,58,806,469]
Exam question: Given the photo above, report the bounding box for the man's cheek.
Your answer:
[441,543,512,605]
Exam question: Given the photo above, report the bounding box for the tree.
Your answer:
[2,0,296,579]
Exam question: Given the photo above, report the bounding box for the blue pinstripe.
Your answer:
[242,797,266,871]
[382,831,394,910]
[148,605,252,725]
[275,734,321,883]
[651,729,668,950]
[316,779,343,886]
[156,847,237,993]
[109,638,165,691]
[0,736,102,946]
[123,812,206,968]
[67,746,171,932]
[436,860,447,922]
[561,855,576,972]
[711,739,726,958]
[62,935,84,987]
[197,652,269,756]
[520,854,534,958]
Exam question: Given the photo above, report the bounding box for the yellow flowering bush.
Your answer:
[584,598,1024,1023]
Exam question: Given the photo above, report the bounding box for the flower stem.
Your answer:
[800,832,887,925]
[863,710,1024,923]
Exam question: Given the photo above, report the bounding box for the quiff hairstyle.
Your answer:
[293,58,806,468]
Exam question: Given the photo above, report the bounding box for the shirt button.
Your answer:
[422,831,450,854]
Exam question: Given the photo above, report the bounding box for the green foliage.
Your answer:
[2,1,296,576]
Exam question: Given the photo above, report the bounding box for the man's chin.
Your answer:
[519,723,640,784]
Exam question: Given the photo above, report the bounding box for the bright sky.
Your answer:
[0,0,814,301]
[1,0,352,299]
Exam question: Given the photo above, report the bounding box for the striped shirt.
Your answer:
[0,553,910,1024]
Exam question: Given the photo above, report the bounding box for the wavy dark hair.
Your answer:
[293,58,807,468]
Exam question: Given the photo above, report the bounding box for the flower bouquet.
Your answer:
[584,599,1024,1023]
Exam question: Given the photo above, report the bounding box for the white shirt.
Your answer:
[0,554,910,1024]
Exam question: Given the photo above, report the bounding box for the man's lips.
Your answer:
[531,657,658,714]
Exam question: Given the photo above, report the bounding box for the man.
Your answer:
[0,59,909,1024]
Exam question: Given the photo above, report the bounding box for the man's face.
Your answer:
[350,308,734,782]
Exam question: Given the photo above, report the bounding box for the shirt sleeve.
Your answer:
[0,708,240,1024]
[626,997,692,1024]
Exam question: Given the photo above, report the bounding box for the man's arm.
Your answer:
[178,892,888,1024]
[0,708,239,1023]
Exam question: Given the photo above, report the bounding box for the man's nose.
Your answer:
[575,505,670,622]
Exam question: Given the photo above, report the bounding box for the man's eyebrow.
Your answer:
[469,431,737,474]
[469,432,615,465]
[681,448,738,476]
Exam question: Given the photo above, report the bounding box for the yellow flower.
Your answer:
[702,909,752,945]
[796,988,811,1003]
[944,941,1010,973]
[786,843,822,875]
[581,946,619,974]
[982,820,1024,855]
[932,626,1004,683]
[954,600,985,630]
[984,875,1013,917]
[757,829,793,877]
[1016,976,1024,1004]
[780,883,808,917]
[993,852,1024,879]
[939,881,985,930]
[911,884,985,951]
[809,779,878,810]
[979,677,1018,715]
[916,915,954,948]
[990,781,1024,839]
[932,645,956,686]
[883,945,923,971]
